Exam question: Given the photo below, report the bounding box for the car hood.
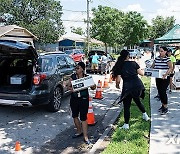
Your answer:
[0,40,38,60]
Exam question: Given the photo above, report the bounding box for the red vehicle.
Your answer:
[65,49,85,62]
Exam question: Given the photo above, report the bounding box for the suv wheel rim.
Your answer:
[53,87,62,110]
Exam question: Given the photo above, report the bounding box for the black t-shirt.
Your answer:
[116,61,145,100]
[117,61,140,80]
[71,73,89,98]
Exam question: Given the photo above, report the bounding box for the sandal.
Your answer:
[84,139,91,145]
[72,133,83,138]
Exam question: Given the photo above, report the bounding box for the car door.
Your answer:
[64,55,76,92]
[56,56,69,92]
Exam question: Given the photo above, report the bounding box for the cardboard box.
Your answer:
[144,68,167,79]
[71,75,95,92]
[10,74,26,84]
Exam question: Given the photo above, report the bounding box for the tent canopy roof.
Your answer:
[154,24,180,44]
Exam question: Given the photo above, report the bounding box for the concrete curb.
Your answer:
[89,103,123,154]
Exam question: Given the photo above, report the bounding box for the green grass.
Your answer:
[103,77,150,154]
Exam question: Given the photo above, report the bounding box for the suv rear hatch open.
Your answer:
[0,40,38,93]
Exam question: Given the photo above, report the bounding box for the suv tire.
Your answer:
[48,87,62,112]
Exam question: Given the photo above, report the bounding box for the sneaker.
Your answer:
[169,90,172,94]
[119,123,129,130]
[142,113,150,121]
[158,106,164,112]
[161,107,168,115]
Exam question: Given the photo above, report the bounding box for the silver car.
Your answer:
[128,49,142,58]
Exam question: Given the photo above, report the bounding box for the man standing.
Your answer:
[174,46,180,65]
[100,53,108,75]
[91,52,99,74]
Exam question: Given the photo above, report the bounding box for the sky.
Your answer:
[60,0,180,33]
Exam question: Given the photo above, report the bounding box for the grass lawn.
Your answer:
[103,77,151,154]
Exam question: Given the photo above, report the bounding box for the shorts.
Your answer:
[70,97,89,121]
[170,73,174,77]
[91,63,98,70]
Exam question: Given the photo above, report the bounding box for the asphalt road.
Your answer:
[0,53,151,154]
[0,74,120,154]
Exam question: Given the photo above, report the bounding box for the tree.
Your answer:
[121,11,148,47]
[0,0,64,43]
[149,16,175,39]
[70,26,84,35]
[91,5,124,52]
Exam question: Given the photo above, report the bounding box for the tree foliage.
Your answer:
[91,6,124,52]
[70,26,84,35]
[0,0,64,43]
[149,16,175,39]
[121,11,148,47]
[91,6,148,49]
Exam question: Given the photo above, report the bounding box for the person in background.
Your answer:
[100,53,108,75]
[167,49,176,94]
[174,46,180,65]
[91,52,99,74]
[151,50,155,59]
[113,50,150,130]
[68,62,96,144]
[151,46,172,114]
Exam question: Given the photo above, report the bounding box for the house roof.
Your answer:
[0,25,37,39]
[58,32,104,45]
[58,33,86,42]
[154,24,180,44]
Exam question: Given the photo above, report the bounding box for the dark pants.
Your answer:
[155,78,170,105]
[123,95,146,124]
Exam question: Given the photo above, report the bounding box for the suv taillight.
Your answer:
[33,74,47,85]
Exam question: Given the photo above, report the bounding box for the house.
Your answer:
[0,25,37,47]
[58,33,104,51]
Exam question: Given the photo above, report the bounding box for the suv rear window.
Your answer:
[38,58,53,72]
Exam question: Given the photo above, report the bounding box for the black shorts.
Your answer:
[70,97,89,121]
[170,73,174,77]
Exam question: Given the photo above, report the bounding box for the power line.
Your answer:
[62,9,86,13]
[62,20,85,22]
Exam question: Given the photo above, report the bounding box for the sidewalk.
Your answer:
[149,78,180,154]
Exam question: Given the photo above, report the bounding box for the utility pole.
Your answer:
[87,0,90,53]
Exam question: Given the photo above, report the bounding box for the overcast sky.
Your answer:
[61,0,180,33]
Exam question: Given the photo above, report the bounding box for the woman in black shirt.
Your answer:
[68,62,96,144]
[112,50,150,129]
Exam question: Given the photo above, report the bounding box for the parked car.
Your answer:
[128,49,142,58]
[64,49,85,62]
[86,50,115,74]
[0,40,76,112]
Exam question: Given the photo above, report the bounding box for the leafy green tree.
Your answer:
[70,26,84,35]
[121,11,148,47]
[91,5,124,52]
[149,16,175,39]
[0,0,64,43]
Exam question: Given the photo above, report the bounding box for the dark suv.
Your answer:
[0,40,75,112]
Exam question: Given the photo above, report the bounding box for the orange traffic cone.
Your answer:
[94,80,103,99]
[15,141,22,154]
[109,74,113,83]
[87,100,96,125]
[103,75,109,88]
